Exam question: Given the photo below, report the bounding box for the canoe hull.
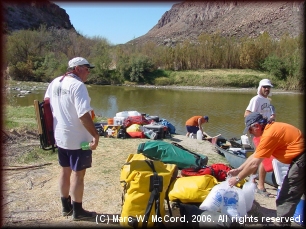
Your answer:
[216,145,277,187]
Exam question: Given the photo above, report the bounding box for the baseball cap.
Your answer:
[68,57,95,68]
[243,112,264,134]
[259,79,273,87]
[203,116,209,122]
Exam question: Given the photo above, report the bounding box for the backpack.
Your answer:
[181,163,232,181]
[120,153,178,228]
[137,141,208,170]
[160,119,176,134]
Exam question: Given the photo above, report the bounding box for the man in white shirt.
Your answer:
[45,57,99,220]
[244,79,275,198]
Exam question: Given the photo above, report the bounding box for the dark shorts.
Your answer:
[186,125,199,134]
[58,147,92,171]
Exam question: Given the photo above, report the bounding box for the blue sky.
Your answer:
[54,2,178,45]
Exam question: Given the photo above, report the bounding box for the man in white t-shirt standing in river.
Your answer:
[244,78,276,198]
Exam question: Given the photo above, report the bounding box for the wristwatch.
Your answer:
[235,176,240,182]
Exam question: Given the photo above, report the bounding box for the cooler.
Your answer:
[143,124,165,139]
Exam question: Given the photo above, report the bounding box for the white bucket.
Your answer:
[272,159,289,186]
[197,130,202,140]
[273,159,304,226]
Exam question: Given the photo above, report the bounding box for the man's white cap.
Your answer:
[68,57,95,68]
[257,79,273,96]
[259,79,273,87]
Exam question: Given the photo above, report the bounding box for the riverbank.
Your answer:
[125,84,304,95]
[5,80,304,97]
[4,130,302,227]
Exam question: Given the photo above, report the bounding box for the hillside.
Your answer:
[3,1,304,46]
[130,1,304,46]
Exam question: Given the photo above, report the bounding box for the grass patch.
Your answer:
[162,69,278,88]
[155,77,174,85]
[13,143,58,165]
[5,105,37,131]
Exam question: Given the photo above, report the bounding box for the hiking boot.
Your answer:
[73,208,96,221]
[72,201,96,221]
[61,195,73,217]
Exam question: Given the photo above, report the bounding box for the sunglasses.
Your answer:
[82,65,90,71]
[262,86,271,89]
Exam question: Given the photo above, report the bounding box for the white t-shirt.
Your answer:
[44,74,93,149]
[245,94,272,119]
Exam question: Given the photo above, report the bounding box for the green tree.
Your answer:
[260,55,288,80]
[87,38,112,84]
[129,55,155,82]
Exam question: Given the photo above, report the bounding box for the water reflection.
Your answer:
[9,85,304,139]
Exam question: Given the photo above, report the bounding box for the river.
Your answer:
[7,83,304,139]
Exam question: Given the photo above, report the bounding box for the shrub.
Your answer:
[260,55,288,80]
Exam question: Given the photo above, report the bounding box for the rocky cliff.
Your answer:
[3,0,75,34]
[2,1,304,46]
[130,1,304,46]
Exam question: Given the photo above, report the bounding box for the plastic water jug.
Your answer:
[241,134,250,145]
[197,130,202,140]
[242,174,257,212]
[221,190,240,218]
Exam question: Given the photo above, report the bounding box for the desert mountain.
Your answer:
[129,1,304,46]
[2,1,304,46]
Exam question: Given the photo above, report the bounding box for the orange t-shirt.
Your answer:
[253,122,304,164]
[185,116,204,126]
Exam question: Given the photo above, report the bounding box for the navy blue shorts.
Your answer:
[58,147,92,171]
[186,125,199,134]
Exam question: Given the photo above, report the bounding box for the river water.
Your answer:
[7,84,304,139]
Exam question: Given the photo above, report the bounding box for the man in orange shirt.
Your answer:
[227,112,304,225]
[185,115,209,138]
